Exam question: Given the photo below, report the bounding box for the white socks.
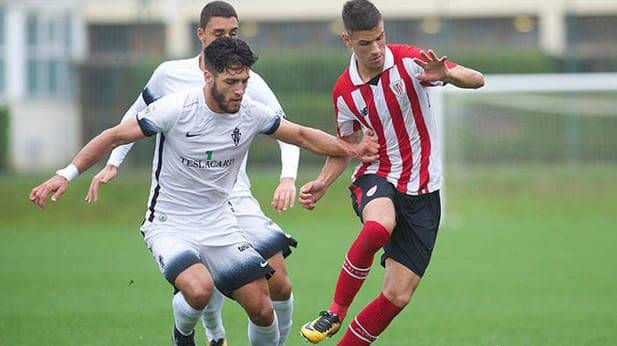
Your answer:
[172,292,204,336]
[272,294,294,345]
[201,287,226,341]
[248,312,280,346]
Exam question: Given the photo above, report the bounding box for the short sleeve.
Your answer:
[141,63,169,105]
[249,101,282,135]
[334,94,361,137]
[136,94,181,136]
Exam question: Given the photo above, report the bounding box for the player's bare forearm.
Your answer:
[316,133,357,186]
[317,156,351,187]
[444,65,485,89]
[273,120,354,157]
[73,118,145,174]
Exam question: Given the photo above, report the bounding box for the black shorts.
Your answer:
[349,174,441,277]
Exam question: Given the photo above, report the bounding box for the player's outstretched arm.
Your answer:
[299,133,357,210]
[413,49,484,89]
[271,119,379,163]
[29,117,146,209]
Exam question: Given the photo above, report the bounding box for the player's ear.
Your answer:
[342,31,352,49]
[204,69,215,85]
[197,27,206,44]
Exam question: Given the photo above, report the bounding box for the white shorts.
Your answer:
[229,195,298,259]
[141,223,273,297]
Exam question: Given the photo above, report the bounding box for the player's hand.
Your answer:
[29,175,69,209]
[85,164,118,204]
[353,130,379,163]
[413,49,450,83]
[272,177,296,212]
[299,179,328,210]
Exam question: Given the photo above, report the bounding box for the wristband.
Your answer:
[55,163,79,182]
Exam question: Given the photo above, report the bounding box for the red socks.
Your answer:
[329,221,390,320]
[337,293,403,345]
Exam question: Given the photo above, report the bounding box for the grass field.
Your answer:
[1,164,616,345]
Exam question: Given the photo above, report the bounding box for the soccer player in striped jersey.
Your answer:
[84,2,299,345]
[299,1,485,344]
[29,37,379,346]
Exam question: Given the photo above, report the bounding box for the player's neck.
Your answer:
[357,61,384,84]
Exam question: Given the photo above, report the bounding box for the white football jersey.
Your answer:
[107,56,298,196]
[137,88,281,244]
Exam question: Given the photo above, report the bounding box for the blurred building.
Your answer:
[0,0,85,172]
[1,0,616,171]
[81,0,617,59]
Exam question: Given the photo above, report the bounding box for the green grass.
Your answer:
[1,164,616,345]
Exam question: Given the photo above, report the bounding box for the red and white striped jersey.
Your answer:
[333,44,457,196]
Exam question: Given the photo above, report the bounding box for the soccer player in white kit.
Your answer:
[29,37,380,346]
[84,3,299,345]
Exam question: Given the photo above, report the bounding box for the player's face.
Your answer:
[197,16,240,48]
[209,66,250,113]
[344,21,386,72]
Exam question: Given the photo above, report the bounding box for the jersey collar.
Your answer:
[349,46,394,86]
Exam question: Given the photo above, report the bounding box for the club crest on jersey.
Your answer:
[390,79,405,97]
[231,127,241,146]
[360,107,369,117]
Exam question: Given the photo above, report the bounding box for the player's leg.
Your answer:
[142,227,213,346]
[337,190,442,345]
[200,241,279,346]
[201,287,226,346]
[233,277,280,346]
[336,259,417,345]
[301,175,395,343]
[232,195,296,345]
[173,263,215,346]
[267,251,294,345]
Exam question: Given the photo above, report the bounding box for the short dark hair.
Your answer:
[342,0,382,32]
[203,37,257,74]
[199,1,238,29]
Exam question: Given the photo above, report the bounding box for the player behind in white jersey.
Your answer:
[29,37,379,346]
[84,2,300,345]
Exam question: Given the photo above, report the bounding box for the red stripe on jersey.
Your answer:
[381,70,413,193]
[360,85,392,178]
[397,63,431,194]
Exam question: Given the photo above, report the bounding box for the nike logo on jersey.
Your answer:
[185,132,202,138]
[367,185,378,197]
[259,261,268,268]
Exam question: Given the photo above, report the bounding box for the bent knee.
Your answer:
[382,288,413,307]
[269,279,292,301]
[248,303,275,326]
[182,281,213,309]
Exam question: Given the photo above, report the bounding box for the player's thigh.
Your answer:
[349,174,397,232]
[363,198,396,232]
[174,262,215,305]
[141,226,203,286]
[380,190,441,279]
[382,258,421,307]
[265,252,292,300]
[232,276,274,325]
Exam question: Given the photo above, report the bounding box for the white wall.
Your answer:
[1,1,85,172]
[10,101,81,172]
